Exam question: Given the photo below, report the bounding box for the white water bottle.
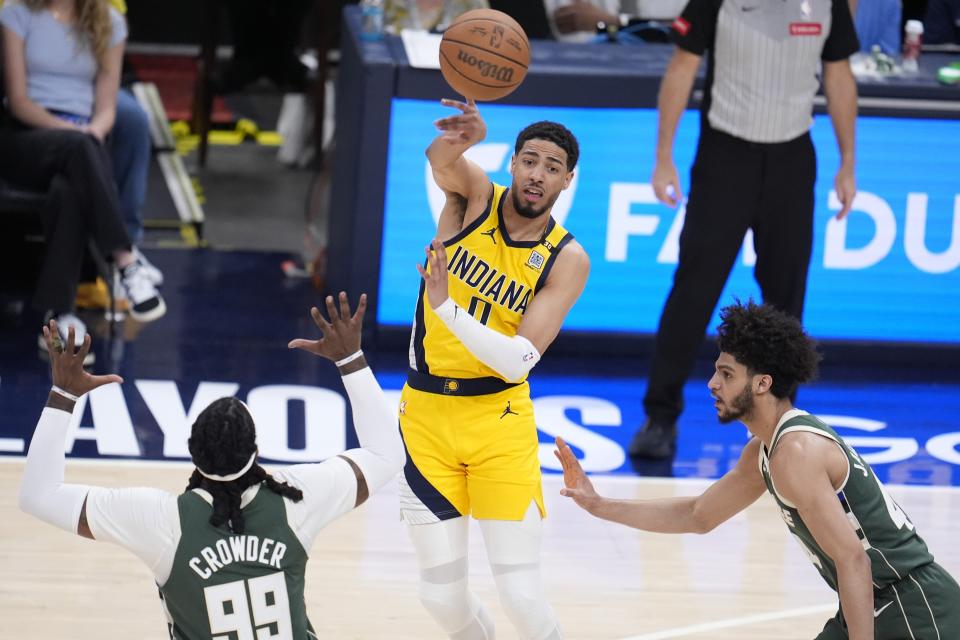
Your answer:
[902,20,923,73]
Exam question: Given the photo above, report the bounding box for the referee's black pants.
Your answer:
[644,127,816,424]
[0,124,131,315]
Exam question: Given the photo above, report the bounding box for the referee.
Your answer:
[629,0,860,459]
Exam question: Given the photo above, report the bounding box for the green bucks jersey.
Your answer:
[159,486,315,640]
[759,410,934,592]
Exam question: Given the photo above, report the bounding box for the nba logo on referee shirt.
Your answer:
[526,251,545,270]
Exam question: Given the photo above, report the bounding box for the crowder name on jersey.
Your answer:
[188,535,288,579]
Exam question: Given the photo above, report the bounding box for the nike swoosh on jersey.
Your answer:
[874,601,894,618]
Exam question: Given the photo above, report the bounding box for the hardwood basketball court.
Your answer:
[3,458,958,639]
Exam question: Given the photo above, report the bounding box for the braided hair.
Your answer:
[186,397,303,533]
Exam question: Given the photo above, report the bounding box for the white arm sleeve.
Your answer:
[337,366,406,495]
[434,298,541,382]
[273,458,359,550]
[18,407,92,534]
[274,365,405,549]
[19,406,180,584]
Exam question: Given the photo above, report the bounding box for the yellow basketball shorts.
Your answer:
[398,373,545,522]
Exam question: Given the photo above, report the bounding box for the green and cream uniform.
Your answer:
[82,459,362,640]
[760,409,960,639]
[159,489,312,640]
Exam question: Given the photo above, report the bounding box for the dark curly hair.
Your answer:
[716,301,821,400]
[515,121,579,170]
[186,397,303,533]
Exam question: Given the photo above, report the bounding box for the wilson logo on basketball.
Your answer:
[456,49,515,83]
[789,22,822,36]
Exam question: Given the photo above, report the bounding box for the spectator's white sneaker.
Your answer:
[133,247,164,287]
[119,262,167,322]
[38,312,95,365]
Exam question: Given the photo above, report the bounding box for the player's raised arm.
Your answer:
[19,322,123,537]
[426,98,491,201]
[288,293,405,506]
[555,437,766,533]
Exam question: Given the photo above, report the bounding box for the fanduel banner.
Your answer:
[378,99,960,343]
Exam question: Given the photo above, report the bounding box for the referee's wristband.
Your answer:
[51,385,80,402]
[335,350,364,367]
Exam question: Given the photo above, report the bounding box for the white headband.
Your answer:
[196,451,257,482]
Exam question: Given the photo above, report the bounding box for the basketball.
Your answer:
[439,9,530,101]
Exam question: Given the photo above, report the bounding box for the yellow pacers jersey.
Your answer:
[410,183,574,380]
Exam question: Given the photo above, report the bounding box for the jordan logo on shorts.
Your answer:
[500,401,518,419]
[482,227,498,244]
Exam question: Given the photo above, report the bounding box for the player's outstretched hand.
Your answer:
[555,437,601,511]
[417,239,450,310]
[42,320,123,397]
[433,98,486,146]
[288,292,367,362]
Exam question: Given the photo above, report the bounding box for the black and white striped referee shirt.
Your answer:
[671,0,859,143]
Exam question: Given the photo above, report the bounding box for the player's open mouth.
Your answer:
[523,188,543,202]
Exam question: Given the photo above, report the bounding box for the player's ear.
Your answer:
[509,154,516,174]
[755,374,772,394]
[562,169,574,190]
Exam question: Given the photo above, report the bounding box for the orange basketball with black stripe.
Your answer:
[439,9,530,101]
